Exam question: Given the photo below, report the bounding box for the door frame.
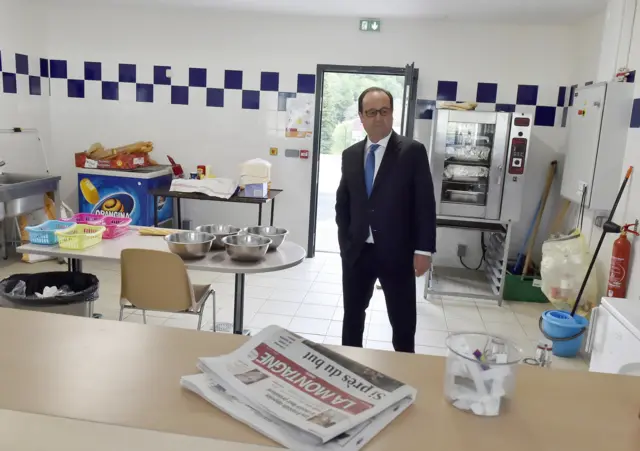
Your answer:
[307,64,419,258]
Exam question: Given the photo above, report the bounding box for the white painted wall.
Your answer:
[560,1,640,305]
[0,0,51,174]
[590,2,640,302]
[597,0,637,82]
[572,11,606,83]
[36,3,580,266]
[1,1,593,268]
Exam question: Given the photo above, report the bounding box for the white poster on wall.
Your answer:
[285,95,314,138]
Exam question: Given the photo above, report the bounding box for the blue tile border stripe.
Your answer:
[0,50,625,127]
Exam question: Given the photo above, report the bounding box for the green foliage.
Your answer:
[319,73,404,154]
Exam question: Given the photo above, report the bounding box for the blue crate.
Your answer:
[26,220,76,245]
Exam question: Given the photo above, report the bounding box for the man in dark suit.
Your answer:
[335,87,436,353]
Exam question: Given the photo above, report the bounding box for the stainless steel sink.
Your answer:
[0,173,61,219]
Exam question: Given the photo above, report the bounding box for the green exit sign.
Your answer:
[359,19,381,32]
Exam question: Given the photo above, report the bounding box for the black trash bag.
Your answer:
[0,272,99,306]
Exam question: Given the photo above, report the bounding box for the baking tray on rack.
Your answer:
[443,189,486,204]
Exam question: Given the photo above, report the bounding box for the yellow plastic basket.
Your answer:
[55,224,106,250]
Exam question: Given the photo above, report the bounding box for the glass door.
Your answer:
[307,64,419,257]
[440,121,495,209]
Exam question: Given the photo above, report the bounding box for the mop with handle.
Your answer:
[570,166,633,316]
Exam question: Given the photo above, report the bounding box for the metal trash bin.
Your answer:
[0,272,99,317]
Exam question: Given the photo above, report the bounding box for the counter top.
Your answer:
[17,234,306,274]
[0,409,274,451]
[1,308,639,451]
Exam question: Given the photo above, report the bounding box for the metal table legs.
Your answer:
[153,195,158,227]
[176,198,182,228]
[258,199,276,227]
[270,198,276,226]
[233,273,247,335]
[67,258,83,273]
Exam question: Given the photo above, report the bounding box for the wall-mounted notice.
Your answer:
[286,97,314,138]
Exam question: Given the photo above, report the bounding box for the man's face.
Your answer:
[359,91,393,139]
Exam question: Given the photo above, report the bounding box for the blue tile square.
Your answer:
[277,92,296,111]
[516,85,538,105]
[136,83,153,103]
[437,81,457,101]
[68,79,85,98]
[84,62,102,81]
[297,74,315,94]
[534,106,556,127]
[242,90,260,109]
[29,76,41,96]
[102,81,119,101]
[569,85,577,107]
[496,103,516,113]
[206,88,224,107]
[50,60,67,79]
[630,99,640,128]
[2,73,17,94]
[628,70,636,83]
[557,86,567,107]
[154,66,171,85]
[40,58,48,77]
[171,85,189,105]
[261,72,279,92]
[189,68,207,88]
[119,64,136,83]
[15,53,28,75]
[476,83,497,103]
[416,99,436,119]
[225,70,243,90]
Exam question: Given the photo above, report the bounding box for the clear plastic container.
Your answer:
[444,332,522,417]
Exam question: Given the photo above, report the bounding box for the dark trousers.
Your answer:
[341,244,417,353]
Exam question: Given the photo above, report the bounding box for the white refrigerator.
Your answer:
[588,297,640,375]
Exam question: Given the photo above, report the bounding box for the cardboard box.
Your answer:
[244,183,268,198]
[75,152,153,170]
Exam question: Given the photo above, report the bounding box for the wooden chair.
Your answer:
[118,249,215,331]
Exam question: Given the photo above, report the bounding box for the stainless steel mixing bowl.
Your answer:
[195,224,241,250]
[165,231,215,259]
[222,234,272,262]
[243,226,289,250]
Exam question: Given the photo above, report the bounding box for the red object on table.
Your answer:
[75,152,152,170]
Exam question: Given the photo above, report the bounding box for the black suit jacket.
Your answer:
[335,131,437,269]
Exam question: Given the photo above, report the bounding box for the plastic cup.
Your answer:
[444,332,522,417]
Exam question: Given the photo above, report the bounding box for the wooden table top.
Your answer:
[0,308,639,451]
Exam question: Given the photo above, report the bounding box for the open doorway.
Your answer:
[308,65,419,257]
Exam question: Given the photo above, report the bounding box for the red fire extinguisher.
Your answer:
[607,224,639,298]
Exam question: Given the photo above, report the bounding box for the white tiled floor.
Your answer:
[0,252,587,371]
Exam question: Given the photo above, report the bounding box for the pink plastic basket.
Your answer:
[101,216,132,239]
[62,213,104,225]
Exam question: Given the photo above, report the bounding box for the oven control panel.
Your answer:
[500,113,532,223]
[508,138,527,175]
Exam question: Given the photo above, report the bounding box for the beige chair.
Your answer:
[118,248,215,331]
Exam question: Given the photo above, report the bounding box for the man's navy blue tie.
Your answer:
[364,144,380,197]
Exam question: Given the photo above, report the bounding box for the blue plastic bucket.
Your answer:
[539,310,589,358]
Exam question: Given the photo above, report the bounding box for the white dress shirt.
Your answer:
[364,132,431,257]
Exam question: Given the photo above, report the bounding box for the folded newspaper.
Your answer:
[181,326,417,451]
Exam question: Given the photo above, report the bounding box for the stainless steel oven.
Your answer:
[429,110,531,222]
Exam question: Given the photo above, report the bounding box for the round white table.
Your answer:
[17,233,306,334]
